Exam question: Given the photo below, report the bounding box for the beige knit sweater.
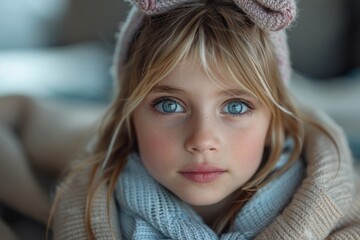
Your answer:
[53,108,360,239]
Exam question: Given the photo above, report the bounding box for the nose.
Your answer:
[184,114,221,154]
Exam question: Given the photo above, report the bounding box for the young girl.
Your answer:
[53,0,360,239]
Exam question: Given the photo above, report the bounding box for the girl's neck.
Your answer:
[190,191,240,228]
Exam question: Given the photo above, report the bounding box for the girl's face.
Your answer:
[132,58,271,208]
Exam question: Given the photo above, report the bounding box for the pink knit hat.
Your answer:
[112,0,297,84]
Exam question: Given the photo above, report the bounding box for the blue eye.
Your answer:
[154,99,185,113]
[223,100,249,115]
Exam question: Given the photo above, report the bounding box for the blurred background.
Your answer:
[0,0,359,239]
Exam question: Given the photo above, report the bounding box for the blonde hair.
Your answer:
[58,0,305,238]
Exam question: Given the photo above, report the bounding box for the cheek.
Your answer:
[138,131,173,159]
[230,132,265,165]
[133,117,179,172]
[228,120,270,173]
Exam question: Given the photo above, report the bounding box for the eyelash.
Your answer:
[150,97,186,116]
[150,96,255,117]
[222,98,254,118]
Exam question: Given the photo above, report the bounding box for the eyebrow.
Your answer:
[217,89,255,98]
[150,85,185,94]
[150,84,256,99]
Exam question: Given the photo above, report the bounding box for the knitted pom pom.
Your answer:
[233,0,297,31]
[130,0,296,30]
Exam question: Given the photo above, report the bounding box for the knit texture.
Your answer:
[130,0,296,30]
[53,108,360,239]
[115,147,303,239]
[256,108,358,240]
[53,169,121,240]
[233,0,296,31]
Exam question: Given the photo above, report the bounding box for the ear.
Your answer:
[232,0,297,31]
[130,0,192,15]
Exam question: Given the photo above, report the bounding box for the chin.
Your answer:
[176,191,228,206]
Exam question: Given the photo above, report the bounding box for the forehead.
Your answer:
[153,57,257,98]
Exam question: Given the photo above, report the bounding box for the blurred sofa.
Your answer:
[286,0,360,158]
[0,0,128,103]
[288,0,360,79]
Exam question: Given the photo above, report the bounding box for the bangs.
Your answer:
[127,1,284,116]
[143,4,277,106]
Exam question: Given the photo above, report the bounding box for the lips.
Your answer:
[179,165,226,183]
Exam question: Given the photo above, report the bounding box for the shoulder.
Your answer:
[53,167,90,240]
[328,170,360,239]
[53,165,120,240]
[257,106,358,239]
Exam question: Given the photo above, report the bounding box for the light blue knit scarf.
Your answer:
[115,144,304,239]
